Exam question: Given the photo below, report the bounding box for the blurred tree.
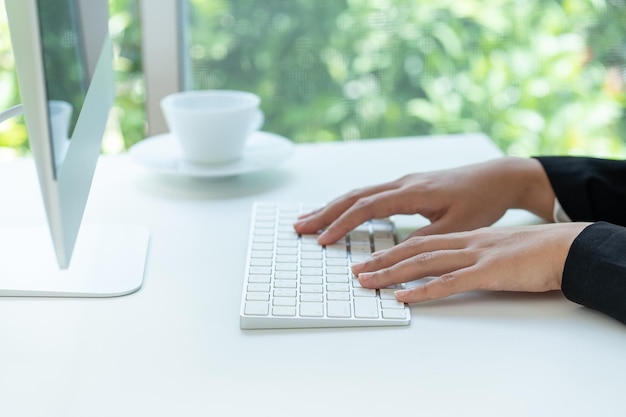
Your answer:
[183,0,626,157]
[0,0,144,156]
[1,0,625,158]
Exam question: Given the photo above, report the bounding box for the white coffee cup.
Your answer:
[161,90,264,165]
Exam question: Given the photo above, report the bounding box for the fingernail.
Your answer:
[317,230,330,245]
[358,272,373,283]
[394,289,408,301]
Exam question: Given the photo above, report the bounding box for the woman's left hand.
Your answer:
[352,223,591,303]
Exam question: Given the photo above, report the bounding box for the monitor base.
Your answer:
[0,224,149,297]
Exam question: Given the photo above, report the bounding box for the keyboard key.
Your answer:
[353,288,376,297]
[301,284,323,293]
[274,288,297,297]
[301,293,323,302]
[300,303,324,317]
[382,309,407,320]
[354,298,379,318]
[250,259,272,267]
[327,274,349,283]
[275,271,297,280]
[381,300,405,309]
[251,250,273,259]
[326,258,347,266]
[273,297,297,307]
[273,306,297,317]
[249,267,272,275]
[245,301,270,316]
[378,289,397,300]
[274,280,297,289]
[247,283,270,292]
[301,276,323,285]
[327,266,348,275]
[327,292,350,301]
[327,301,351,318]
[327,283,350,292]
[246,293,270,301]
[248,275,271,283]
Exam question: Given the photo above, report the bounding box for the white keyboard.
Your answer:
[240,202,411,329]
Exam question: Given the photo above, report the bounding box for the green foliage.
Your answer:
[0,0,145,155]
[185,0,626,157]
[0,0,27,154]
[109,0,145,149]
[1,0,626,157]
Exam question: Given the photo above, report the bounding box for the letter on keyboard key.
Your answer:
[327,301,351,318]
[245,301,270,316]
[354,297,379,318]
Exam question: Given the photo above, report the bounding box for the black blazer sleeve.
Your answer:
[535,156,626,324]
[562,222,626,324]
[535,156,626,226]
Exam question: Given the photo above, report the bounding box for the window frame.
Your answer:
[139,0,183,136]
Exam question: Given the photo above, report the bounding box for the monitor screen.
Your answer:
[37,0,88,170]
[3,0,149,296]
[7,0,112,268]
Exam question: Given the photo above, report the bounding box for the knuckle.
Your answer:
[405,235,426,249]
[345,187,370,203]
[353,196,375,209]
[439,273,457,285]
[415,251,433,262]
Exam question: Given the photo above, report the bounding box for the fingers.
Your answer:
[294,183,396,245]
[293,182,396,237]
[394,267,480,303]
[354,233,473,287]
[317,189,411,244]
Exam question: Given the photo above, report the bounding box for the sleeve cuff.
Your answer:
[553,197,571,223]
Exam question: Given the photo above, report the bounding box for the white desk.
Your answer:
[1,134,625,417]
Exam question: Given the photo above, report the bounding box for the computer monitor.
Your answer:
[1,0,149,297]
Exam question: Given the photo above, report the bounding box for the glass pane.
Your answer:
[180,0,626,157]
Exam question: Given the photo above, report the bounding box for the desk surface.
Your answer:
[1,134,625,417]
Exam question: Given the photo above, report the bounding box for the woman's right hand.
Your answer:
[294,157,556,245]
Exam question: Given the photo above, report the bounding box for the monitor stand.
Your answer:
[0,224,149,297]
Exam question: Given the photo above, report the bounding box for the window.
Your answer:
[176,0,626,156]
[2,0,626,157]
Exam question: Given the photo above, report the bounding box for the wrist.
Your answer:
[500,157,555,221]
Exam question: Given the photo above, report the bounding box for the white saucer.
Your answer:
[128,131,294,178]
